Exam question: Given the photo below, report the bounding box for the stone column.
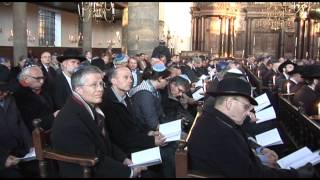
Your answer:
[229,17,235,57]
[279,28,285,58]
[122,7,128,54]
[13,2,27,66]
[128,2,159,57]
[245,17,252,58]
[219,16,226,57]
[306,18,313,59]
[197,17,201,51]
[82,13,92,55]
[200,16,205,51]
[191,17,196,51]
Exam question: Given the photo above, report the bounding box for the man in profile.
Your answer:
[188,77,315,178]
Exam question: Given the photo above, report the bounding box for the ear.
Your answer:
[111,78,117,85]
[225,97,232,111]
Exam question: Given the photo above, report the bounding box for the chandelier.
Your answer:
[78,2,115,23]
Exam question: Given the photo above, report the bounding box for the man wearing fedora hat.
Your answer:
[0,64,36,177]
[276,59,297,90]
[188,78,314,177]
[280,65,304,94]
[52,48,86,109]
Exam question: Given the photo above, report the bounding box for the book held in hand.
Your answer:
[192,88,204,101]
[277,146,320,169]
[255,128,283,147]
[159,119,182,142]
[129,147,162,168]
[17,148,36,162]
[254,93,271,112]
[255,106,276,124]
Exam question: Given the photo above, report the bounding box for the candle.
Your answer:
[272,75,276,86]
[306,52,308,58]
[318,103,320,115]
[295,37,297,47]
[210,48,212,54]
[257,70,260,78]
[286,82,290,94]
[249,64,252,70]
[253,35,256,46]
[242,49,245,58]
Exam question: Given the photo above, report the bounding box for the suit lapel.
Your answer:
[71,96,108,152]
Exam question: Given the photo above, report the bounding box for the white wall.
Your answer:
[162,2,192,53]
[0,3,122,48]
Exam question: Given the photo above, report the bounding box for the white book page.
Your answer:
[17,148,36,162]
[192,88,204,101]
[256,106,276,124]
[130,147,162,168]
[254,93,271,112]
[195,79,203,88]
[289,151,320,169]
[159,119,181,142]
[277,147,313,169]
[255,128,283,147]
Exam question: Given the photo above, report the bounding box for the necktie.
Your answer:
[94,107,106,137]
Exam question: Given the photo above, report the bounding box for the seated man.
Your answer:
[100,67,166,155]
[51,66,146,178]
[188,77,314,178]
[14,63,58,133]
[0,65,35,178]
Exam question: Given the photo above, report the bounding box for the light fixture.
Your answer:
[78,2,115,23]
[8,29,36,42]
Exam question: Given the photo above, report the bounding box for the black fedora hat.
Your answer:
[300,65,320,79]
[207,77,258,105]
[57,48,86,63]
[278,59,297,73]
[0,64,10,91]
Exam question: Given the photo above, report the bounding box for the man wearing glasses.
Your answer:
[51,66,146,177]
[188,78,314,178]
[14,63,58,134]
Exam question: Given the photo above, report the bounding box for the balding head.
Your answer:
[110,67,133,94]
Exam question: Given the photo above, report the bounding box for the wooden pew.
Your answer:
[278,96,320,150]
[32,119,98,178]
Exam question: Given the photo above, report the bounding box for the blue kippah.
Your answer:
[152,63,166,72]
[179,74,191,84]
[113,53,128,64]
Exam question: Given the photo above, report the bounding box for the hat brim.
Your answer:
[57,56,86,63]
[208,91,258,106]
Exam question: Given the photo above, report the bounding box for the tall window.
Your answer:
[39,9,55,46]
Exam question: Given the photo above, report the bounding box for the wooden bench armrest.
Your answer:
[43,150,98,167]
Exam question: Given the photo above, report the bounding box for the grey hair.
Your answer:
[18,65,41,81]
[71,65,103,90]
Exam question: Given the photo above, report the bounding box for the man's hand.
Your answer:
[123,158,133,166]
[248,112,257,123]
[153,131,167,146]
[261,148,278,168]
[132,166,148,178]
[5,155,20,168]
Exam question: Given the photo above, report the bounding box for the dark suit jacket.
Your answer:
[13,84,55,133]
[52,72,72,109]
[0,96,32,170]
[188,107,298,178]
[280,79,303,94]
[293,85,320,116]
[100,87,154,155]
[51,94,131,178]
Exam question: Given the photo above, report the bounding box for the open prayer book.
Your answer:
[159,119,182,142]
[255,128,283,147]
[17,148,36,162]
[192,88,204,101]
[277,147,320,169]
[253,93,276,123]
[129,147,162,168]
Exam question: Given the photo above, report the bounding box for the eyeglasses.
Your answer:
[232,98,252,111]
[27,75,45,81]
[81,81,106,89]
